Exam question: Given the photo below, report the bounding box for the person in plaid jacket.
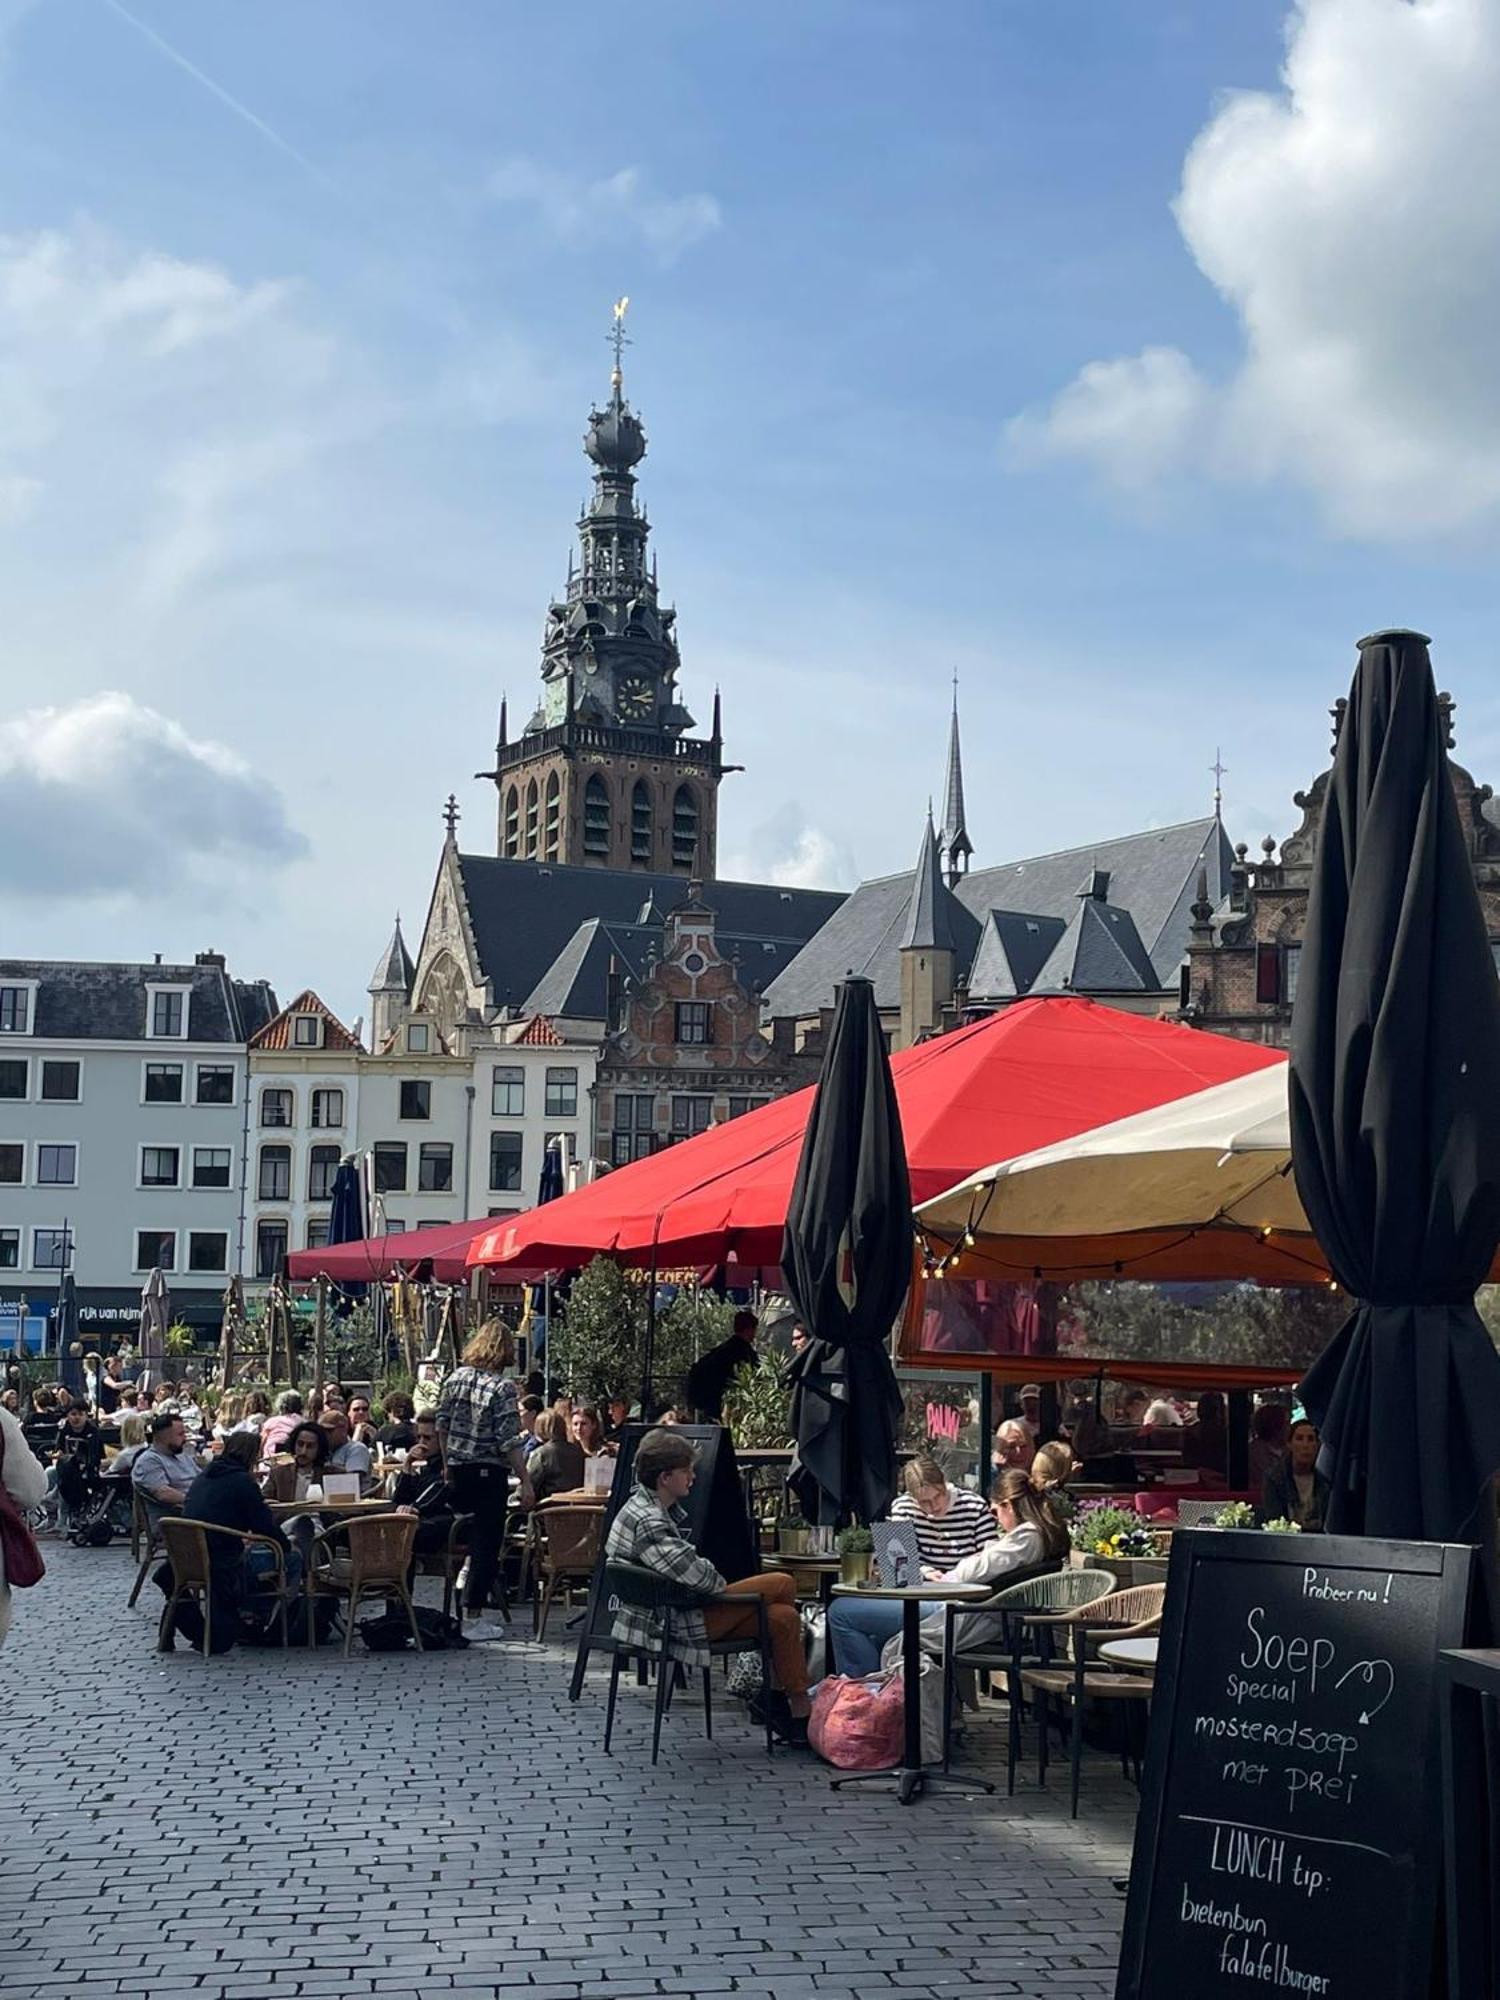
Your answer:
[605,1429,812,1741]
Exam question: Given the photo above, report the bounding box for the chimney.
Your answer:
[153,952,162,966]
[1084,868,1110,903]
[194,949,226,969]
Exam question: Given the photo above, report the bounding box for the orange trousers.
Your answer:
[702,1571,808,1694]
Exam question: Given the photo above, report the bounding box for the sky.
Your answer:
[4,0,1500,1028]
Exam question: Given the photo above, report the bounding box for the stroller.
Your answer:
[58,1456,114,1546]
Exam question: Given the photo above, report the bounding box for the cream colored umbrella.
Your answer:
[913,1064,1336,1286]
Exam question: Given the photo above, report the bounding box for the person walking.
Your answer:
[435,1320,533,1642]
[0,1400,47,1649]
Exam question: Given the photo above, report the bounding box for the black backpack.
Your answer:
[359,1605,470,1652]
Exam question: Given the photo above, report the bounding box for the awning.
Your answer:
[288,1216,493,1286]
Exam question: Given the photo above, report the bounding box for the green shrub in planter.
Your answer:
[1262,1516,1303,1534]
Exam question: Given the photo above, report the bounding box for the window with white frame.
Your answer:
[195,1065,234,1106]
[675,1001,712,1046]
[0,1142,22,1184]
[0,1228,16,1269]
[40,1060,80,1102]
[140,1145,180,1188]
[34,1227,70,1270]
[260,1087,293,1128]
[407,1023,430,1053]
[0,1057,26,1099]
[727,1095,771,1120]
[488,1132,522,1192]
[192,1147,232,1189]
[545,1066,578,1118]
[187,1231,228,1272]
[258,1144,291,1201]
[144,1062,184,1103]
[148,988,188,1038]
[373,1142,407,1193]
[308,1145,340,1201]
[136,1228,176,1271]
[399,1079,431,1120]
[0,984,34,1033]
[37,1143,77,1186]
[292,1014,322,1048]
[254,1220,287,1279]
[418,1142,453,1192]
[491,1065,524,1117]
[669,1095,713,1142]
[306,1218,329,1251]
[310,1087,344,1129]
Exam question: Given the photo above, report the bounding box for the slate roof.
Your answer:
[763,817,1232,1018]
[1030,897,1160,994]
[520,916,809,1020]
[455,854,844,1016]
[251,989,363,1053]
[0,959,278,1043]
[966,910,1067,1001]
[370,918,415,995]
[898,817,957,952]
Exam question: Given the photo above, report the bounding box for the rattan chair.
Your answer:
[1019,1580,1167,1816]
[127,1488,169,1608]
[532,1503,605,1642]
[411,1511,475,1623]
[308,1513,422,1656]
[601,1559,776,1764]
[157,1518,295,1657]
[1174,1498,1226,1527]
[938,1565,1118,1784]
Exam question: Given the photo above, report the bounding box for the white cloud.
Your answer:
[0,693,306,900]
[1008,0,1500,538]
[723,804,858,892]
[488,158,722,266]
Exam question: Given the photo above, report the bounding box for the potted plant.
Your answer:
[1262,1516,1302,1534]
[777,1513,811,1557]
[1214,1500,1258,1531]
[1069,1501,1166,1585]
[837,1524,874,1587]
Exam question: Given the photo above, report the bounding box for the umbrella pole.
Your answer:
[313,1277,327,1404]
[543,1274,551,1403]
[641,1248,659,1416]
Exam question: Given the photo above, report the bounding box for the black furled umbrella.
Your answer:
[325,1158,366,1316]
[783,977,911,1527]
[55,1273,84,1399]
[1291,629,1500,1545]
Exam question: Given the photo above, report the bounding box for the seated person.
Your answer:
[52,1402,105,1530]
[345,1395,379,1449]
[992,1418,1035,1476]
[518,1396,545,1456]
[828,1454,997,1677]
[899,1466,1071,1667]
[1030,1438,1078,1515]
[526,1408,585,1504]
[390,1413,457,1558]
[1258,1419,1330,1531]
[131,1412,203,1534]
[606,1427,811,1743]
[603,1396,631,1444]
[170,1431,301,1652]
[261,1421,331,1503]
[572,1404,615,1461]
[378,1392,418,1452]
[1248,1402,1290,1492]
[317,1408,372,1478]
[101,1413,148,1532]
[258,1391,306,1458]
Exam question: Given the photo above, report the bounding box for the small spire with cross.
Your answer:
[1210,748,1227,819]
[442,794,460,841]
[609,296,631,391]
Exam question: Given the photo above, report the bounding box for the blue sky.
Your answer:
[3,0,1499,1026]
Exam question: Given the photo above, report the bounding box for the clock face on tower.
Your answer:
[618,675,655,722]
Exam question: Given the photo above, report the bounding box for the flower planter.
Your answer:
[839,1552,872,1588]
[1071,1550,1168,1590]
[778,1528,812,1557]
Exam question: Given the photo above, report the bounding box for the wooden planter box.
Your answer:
[1071,1550,1169,1590]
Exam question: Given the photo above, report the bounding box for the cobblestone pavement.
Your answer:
[2,1542,1136,1999]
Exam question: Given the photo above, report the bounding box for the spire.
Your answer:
[369,915,414,996]
[710,685,722,748]
[496,695,507,754]
[939,673,973,888]
[442,794,460,842]
[609,296,630,395]
[899,809,957,953]
[1210,747,1227,822]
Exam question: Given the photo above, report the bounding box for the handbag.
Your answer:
[807,1671,904,1770]
[0,1423,46,1588]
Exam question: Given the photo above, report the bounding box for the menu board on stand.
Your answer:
[1115,1530,1472,2000]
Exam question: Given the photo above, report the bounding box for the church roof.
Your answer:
[1029,896,1161,995]
[965,910,1067,1002]
[520,912,812,1021]
[898,815,957,952]
[939,690,972,867]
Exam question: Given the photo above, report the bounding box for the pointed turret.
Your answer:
[938,677,973,888]
[898,811,957,1047]
[899,809,957,952]
[368,915,415,1053]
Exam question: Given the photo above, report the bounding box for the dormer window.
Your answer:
[0,983,35,1034]
[147,986,189,1039]
[407,1023,430,1053]
[292,1015,322,1048]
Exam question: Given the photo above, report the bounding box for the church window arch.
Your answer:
[524,779,539,857]
[583,774,611,858]
[543,771,561,860]
[502,786,520,858]
[631,780,653,864]
[671,784,699,870]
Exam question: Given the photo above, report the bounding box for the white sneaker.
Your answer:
[463,1619,507,1643]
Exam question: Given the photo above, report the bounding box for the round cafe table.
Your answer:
[1099,1636,1158,1671]
[829,1581,994,1805]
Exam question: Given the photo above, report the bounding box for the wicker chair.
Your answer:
[532,1503,605,1642]
[411,1512,475,1623]
[601,1559,776,1764]
[307,1513,422,1656]
[938,1564,1116,1780]
[1174,1499,1226,1527]
[157,1518,295,1657]
[127,1488,169,1608]
[1019,1580,1167,1816]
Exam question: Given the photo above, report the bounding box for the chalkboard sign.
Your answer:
[1116,1531,1473,2000]
[567,1423,755,1700]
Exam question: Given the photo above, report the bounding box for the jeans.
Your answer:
[245,1544,304,1596]
[448,1460,508,1616]
[826,1594,905,1676]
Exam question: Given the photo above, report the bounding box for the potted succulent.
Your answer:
[777,1513,812,1557]
[837,1524,874,1587]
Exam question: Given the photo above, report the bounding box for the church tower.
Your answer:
[477,302,726,876]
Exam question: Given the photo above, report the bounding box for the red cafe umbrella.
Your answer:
[288,1215,491,1286]
[467,996,1285,1278]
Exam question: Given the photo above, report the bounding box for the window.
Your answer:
[631,779,653,863]
[40,1060,81,1102]
[1255,941,1282,1006]
[503,786,520,858]
[261,1087,293,1128]
[728,1095,771,1120]
[0,1143,21,1184]
[37,1144,77,1186]
[419,1142,453,1192]
[407,1024,430,1053]
[611,1093,656,1166]
[292,1014,321,1047]
[0,1058,26,1099]
[491,1064,524,1117]
[399,1079,431,1120]
[373,1142,407,1193]
[306,1218,329,1251]
[383,1218,407,1235]
[187,1231,228,1273]
[258,1144,291,1201]
[675,1001,712,1046]
[196,1065,234,1105]
[310,1087,344,1129]
[1284,941,1302,1008]
[545,1066,577,1118]
[525,778,539,856]
[140,1146,180,1188]
[544,771,561,860]
[670,1095,713,1142]
[192,1147,232,1189]
[254,1220,287,1279]
[0,1229,16,1270]
[583,774,611,857]
[0,985,30,1033]
[144,1062,183,1103]
[150,990,186,1038]
[672,784,699,869]
[488,1131,523,1193]
[34,1228,70,1270]
[308,1145,340,1201]
[135,1229,175,1272]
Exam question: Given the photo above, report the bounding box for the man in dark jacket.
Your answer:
[683,1310,759,1425]
[170,1432,300,1651]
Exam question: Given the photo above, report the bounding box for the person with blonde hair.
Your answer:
[435,1318,533,1640]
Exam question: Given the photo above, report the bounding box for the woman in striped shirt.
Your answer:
[827,1455,996,1676]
